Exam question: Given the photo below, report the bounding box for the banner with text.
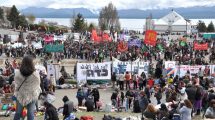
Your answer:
[77,62,111,82]
[194,43,208,50]
[112,61,149,76]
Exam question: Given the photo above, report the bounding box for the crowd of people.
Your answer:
[1,31,215,66]
[0,30,214,120]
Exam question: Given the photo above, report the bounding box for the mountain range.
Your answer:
[20,6,215,19]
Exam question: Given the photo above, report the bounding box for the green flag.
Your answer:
[157,44,164,51]
[179,41,187,47]
[141,44,148,52]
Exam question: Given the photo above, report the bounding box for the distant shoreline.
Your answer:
[35,17,215,19]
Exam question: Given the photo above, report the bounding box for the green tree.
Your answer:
[7,5,19,28]
[207,21,215,32]
[26,14,36,24]
[196,20,207,32]
[17,15,28,28]
[88,23,95,31]
[0,8,4,20]
[73,13,85,32]
[98,3,121,31]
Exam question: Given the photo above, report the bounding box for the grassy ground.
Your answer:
[2,111,203,120]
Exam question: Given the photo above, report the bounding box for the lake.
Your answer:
[35,18,215,32]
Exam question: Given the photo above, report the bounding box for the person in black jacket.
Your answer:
[111,72,117,89]
[125,89,134,109]
[91,88,100,109]
[62,96,74,120]
[44,101,59,120]
[111,90,118,107]
[85,97,94,112]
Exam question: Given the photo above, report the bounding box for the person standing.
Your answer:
[76,88,85,106]
[13,56,41,120]
[132,74,138,90]
[91,88,100,110]
[139,91,149,119]
[198,68,204,85]
[119,73,124,90]
[111,72,117,89]
[154,87,162,105]
[125,71,131,90]
[179,99,193,120]
[50,74,56,93]
[125,89,134,109]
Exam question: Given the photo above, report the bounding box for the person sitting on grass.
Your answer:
[62,96,74,120]
[44,101,59,120]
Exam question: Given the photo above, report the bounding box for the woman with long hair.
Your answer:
[179,99,193,120]
[143,104,157,120]
[13,56,41,120]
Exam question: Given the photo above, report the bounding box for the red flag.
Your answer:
[144,30,157,46]
[91,29,99,42]
[102,33,112,42]
[194,43,208,50]
[118,41,128,52]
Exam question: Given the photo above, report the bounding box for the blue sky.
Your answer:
[1,0,215,10]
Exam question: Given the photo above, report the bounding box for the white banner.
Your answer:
[77,62,111,82]
[175,65,190,77]
[32,41,43,49]
[47,64,60,81]
[112,61,149,76]
[54,35,67,41]
[189,65,205,77]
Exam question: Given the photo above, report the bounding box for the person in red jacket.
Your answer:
[148,77,154,89]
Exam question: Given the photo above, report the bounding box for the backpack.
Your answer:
[172,114,180,120]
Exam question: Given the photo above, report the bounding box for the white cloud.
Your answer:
[1,0,215,10]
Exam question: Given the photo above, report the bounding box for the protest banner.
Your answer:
[189,65,205,77]
[175,65,190,77]
[45,44,64,52]
[128,39,141,47]
[54,35,67,41]
[77,62,111,83]
[144,30,157,46]
[47,64,60,81]
[193,43,208,50]
[44,35,54,42]
[112,60,149,76]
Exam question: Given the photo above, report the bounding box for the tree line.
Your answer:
[197,20,215,32]
[1,4,215,34]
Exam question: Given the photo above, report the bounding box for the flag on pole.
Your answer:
[144,30,157,46]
